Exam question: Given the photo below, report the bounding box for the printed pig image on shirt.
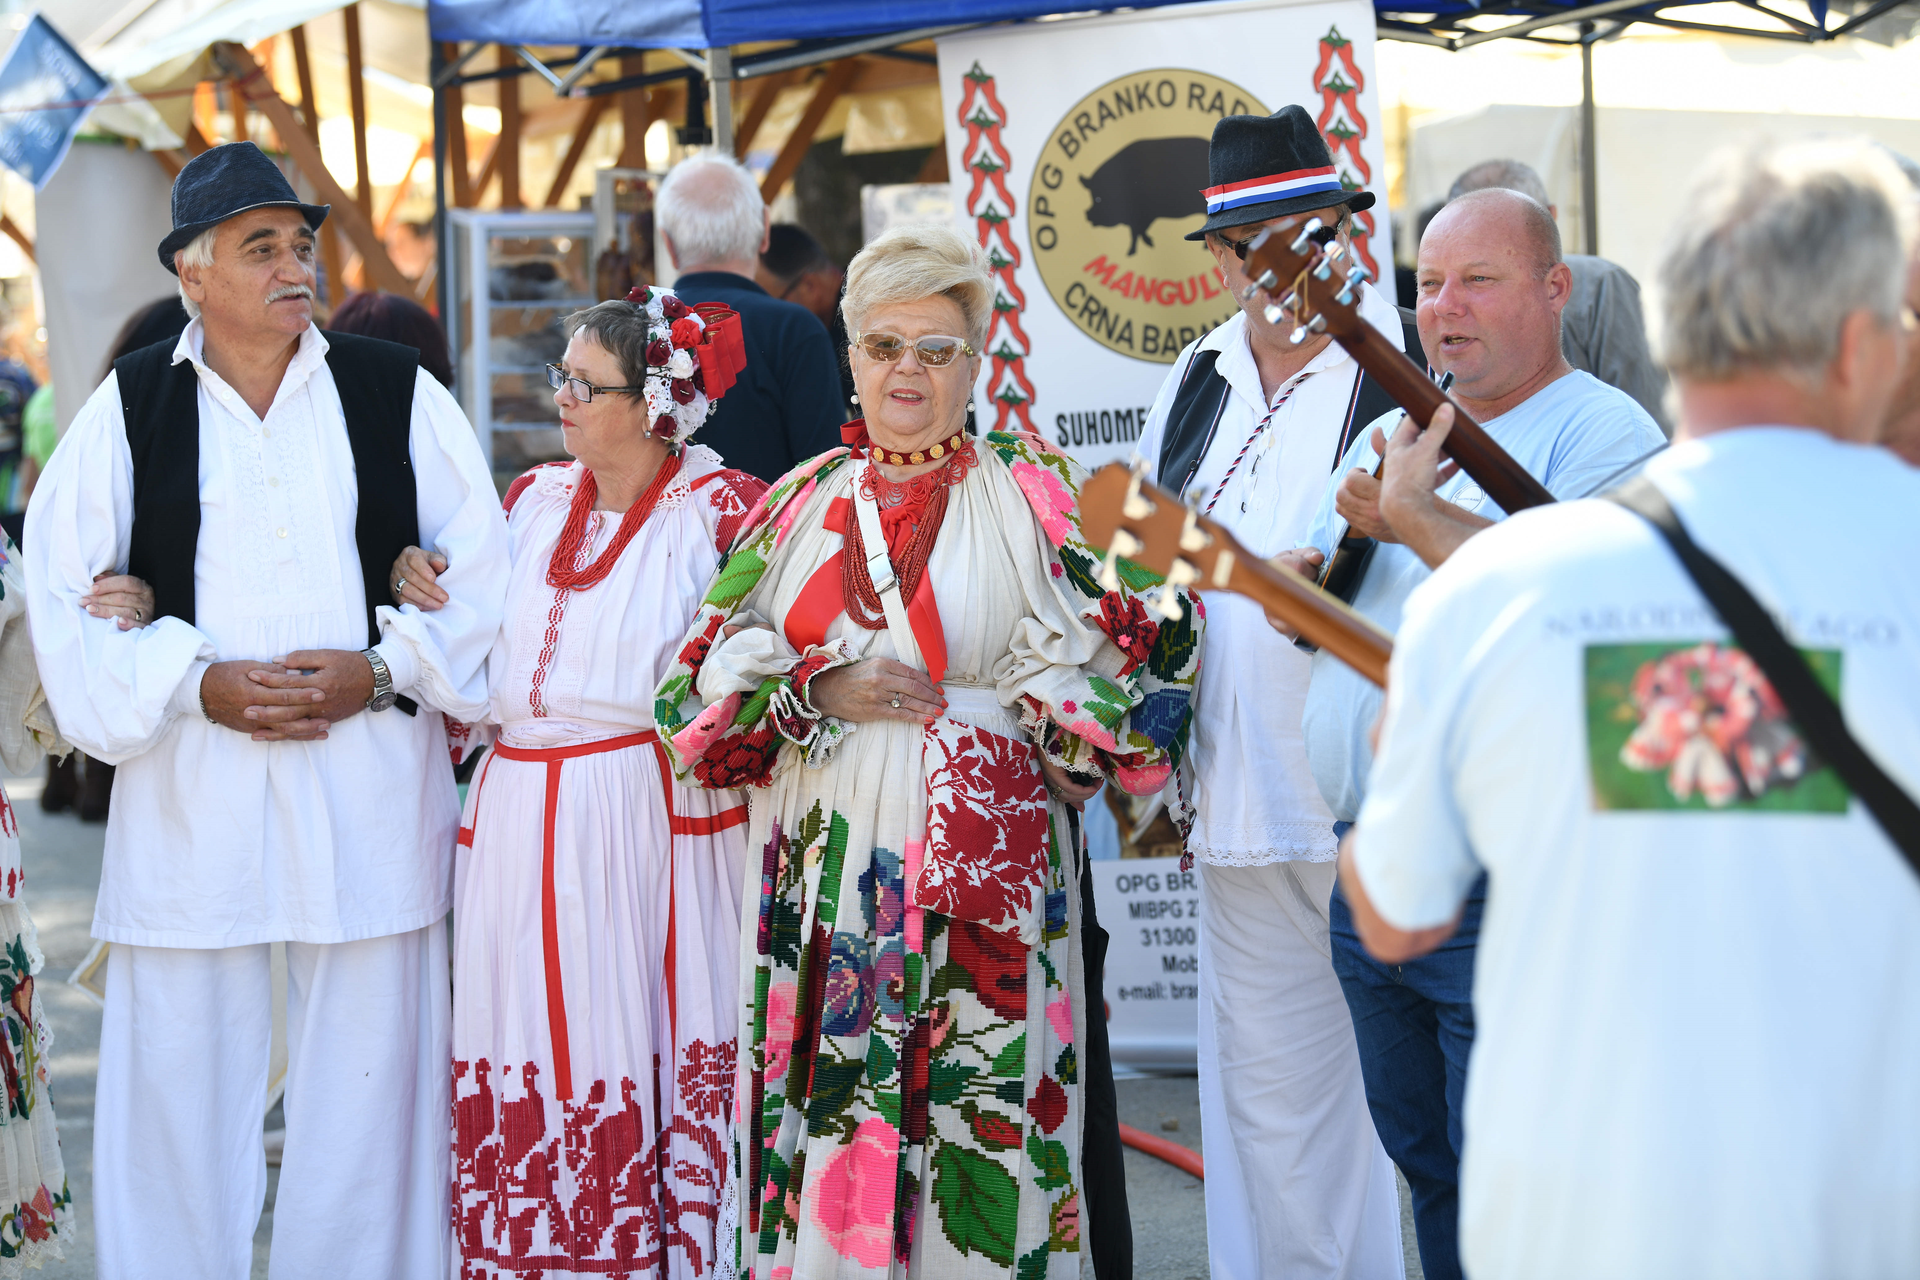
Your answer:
[1081,135,1211,255]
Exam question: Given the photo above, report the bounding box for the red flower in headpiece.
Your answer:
[646,338,671,366]
[671,378,697,404]
[624,284,649,304]
[670,318,702,350]
[661,295,691,320]
[653,413,678,438]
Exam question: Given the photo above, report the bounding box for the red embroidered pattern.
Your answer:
[692,468,768,555]
[452,1037,737,1277]
[529,514,598,718]
[914,719,1051,934]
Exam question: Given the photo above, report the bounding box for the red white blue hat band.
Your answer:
[1203,165,1345,215]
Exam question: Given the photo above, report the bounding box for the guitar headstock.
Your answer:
[1078,461,1254,623]
[1237,214,1375,349]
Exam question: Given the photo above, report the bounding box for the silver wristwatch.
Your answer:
[361,647,397,712]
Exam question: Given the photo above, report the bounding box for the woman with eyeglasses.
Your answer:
[388,288,766,1276]
[654,223,1202,1280]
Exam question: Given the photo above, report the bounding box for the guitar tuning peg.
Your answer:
[1325,242,1348,263]
[1147,585,1185,622]
[1165,559,1200,587]
[1251,268,1279,292]
[1177,507,1210,553]
[1288,314,1328,345]
[1288,217,1324,255]
[1347,264,1372,285]
[1263,302,1285,326]
[1334,279,1359,306]
[1100,527,1144,593]
[1121,465,1155,520]
[1311,257,1335,281]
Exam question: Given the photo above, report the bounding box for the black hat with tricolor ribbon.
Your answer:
[1185,103,1375,240]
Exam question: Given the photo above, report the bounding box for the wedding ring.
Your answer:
[134,608,143,621]
[891,696,902,708]
[395,577,408,594]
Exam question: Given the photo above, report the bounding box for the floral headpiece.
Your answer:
[622,284,747,444]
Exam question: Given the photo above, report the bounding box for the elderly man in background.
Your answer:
[658,155,845,482]
[1136,104,1412,1280]
[1451,159,1670,432]
[24,141,509,1279]
[1277,187,1664,1280]
[1343,137,1920,1280]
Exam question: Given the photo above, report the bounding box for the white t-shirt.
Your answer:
[1302,369,1665,821]
[1355,428,1920,1279]
[1135,284,1406,864]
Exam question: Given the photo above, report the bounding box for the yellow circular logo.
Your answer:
[1028,70,1268,364]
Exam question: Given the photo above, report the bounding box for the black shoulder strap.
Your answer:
[116,339,203,628]
[322,332,421,650]
[1609,477,1920,878]
[1338,306,1427,470]
[1155,347,1229,495]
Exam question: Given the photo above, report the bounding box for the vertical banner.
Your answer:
[0,15,108,190]
[939,0,1388,471]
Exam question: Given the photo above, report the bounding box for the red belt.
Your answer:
[459,729,748,1101]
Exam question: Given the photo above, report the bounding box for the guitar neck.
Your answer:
[1214,529,1393,688]
[1341,322,1555,513]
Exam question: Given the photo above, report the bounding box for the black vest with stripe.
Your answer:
[1156,306,1427,495]
[113,331,422,649]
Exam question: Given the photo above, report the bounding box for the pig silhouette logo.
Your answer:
[1028,69,1266,364]
[1079,136,1212,256]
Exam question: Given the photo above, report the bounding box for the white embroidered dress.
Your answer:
[451,446,762,1279]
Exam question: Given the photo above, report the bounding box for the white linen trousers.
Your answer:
[93,925,451,1280]
[1198,862,1404,1280]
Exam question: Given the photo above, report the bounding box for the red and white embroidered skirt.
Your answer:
[452,729,750,1279]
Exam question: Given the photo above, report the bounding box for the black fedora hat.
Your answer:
[1186,104,1375,241]
[157,141,329,273]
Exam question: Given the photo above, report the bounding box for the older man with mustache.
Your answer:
[23,142,508,1279]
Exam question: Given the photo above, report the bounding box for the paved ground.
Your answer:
[18,771,1417,1278]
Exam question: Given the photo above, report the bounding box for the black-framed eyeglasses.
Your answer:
[1217,222,1339,262]
[545,363,642,402]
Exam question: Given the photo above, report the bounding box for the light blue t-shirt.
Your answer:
[1301,369,1666,821]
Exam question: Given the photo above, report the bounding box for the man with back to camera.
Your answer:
[1449,158,1671,432]
[657,155,845,482]
[1133,104,1417,1279]
[23,141,509,1278]
[1341,136,1920,1280]
[1879,149,1920,465]
[1270,186,1665,1280]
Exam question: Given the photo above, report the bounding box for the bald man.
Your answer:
[1451,158,1671,433]
[1275,188,1666,1280]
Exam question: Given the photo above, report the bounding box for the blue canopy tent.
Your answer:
[421,0,1915,301]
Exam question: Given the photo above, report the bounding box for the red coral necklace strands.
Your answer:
[546,452,685,591]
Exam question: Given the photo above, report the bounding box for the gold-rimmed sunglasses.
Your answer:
[852,331,977,367]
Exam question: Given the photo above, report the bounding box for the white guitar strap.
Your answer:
[849,458,923,672]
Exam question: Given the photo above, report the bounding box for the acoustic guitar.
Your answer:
[1237,213,1556,603]
[1079,462,1394,688]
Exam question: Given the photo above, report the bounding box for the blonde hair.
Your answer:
[174,227,218,321]
[1659,137,1917,383]
[842,223,993,351]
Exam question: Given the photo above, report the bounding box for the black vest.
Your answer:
[115,331,422,649]
[1156,307,1427,495]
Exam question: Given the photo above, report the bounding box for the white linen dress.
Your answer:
[451,447,763,1279]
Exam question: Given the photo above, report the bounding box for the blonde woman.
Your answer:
[656,225,1201,1280]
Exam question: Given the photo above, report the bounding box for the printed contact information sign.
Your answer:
[1092,857,1200,1069]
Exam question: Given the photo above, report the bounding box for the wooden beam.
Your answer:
[760,60,858,204]
[344,4,373,223]
[496,45,521,209]
[195,80,219,143]
[441,43,472,208]
[469,135,500,205]
[916,144,949,184]
[0,216,33,264]
[616,55,649,169]
[185,122,215,155]
[543,97,610,208]
[289,24,346,306]
[228,80,250,142]
[213,42,412,295]
[733,70,793,159]
[154,149,185,179]
[379,139,433,238]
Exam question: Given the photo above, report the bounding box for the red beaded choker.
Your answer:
[862,430,968,467]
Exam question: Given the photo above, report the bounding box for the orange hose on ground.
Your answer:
[1117,1122,1205,1179]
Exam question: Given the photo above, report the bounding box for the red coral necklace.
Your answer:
[546,452,684,591]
